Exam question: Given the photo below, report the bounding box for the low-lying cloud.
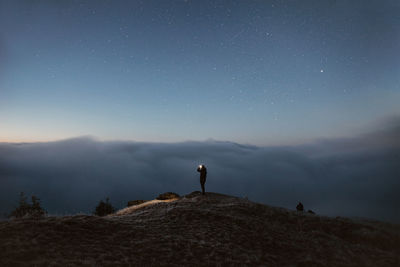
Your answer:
[1,117,399,222]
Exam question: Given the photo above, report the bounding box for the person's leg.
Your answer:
[201,182,205,195]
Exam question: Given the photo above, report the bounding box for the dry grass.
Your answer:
[113,198,179,216]
[0,192,399,266]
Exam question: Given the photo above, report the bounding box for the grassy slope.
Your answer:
[0,192,399,266]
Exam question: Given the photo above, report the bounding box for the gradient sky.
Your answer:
[0,0,399,145]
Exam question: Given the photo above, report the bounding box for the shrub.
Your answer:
[94,197,115,216]
[184,191,202,199]
[156,192,180,200]
[9,192,47,218]
[127,200,146,207]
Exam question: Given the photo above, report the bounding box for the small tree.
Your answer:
[94,197,115,216]
[30,195,47,217]
[9,192,47,218]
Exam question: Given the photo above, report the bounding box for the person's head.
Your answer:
[197,164,206,172]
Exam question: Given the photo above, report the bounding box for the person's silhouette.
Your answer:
[197,164,207,195]
[296,202,304,212]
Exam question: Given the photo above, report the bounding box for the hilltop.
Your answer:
[0,192,399,266]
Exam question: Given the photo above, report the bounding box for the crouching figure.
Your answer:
[296,202,304,212]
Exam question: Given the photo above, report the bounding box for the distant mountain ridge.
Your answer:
[0,192,399,266]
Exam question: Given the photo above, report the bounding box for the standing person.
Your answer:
[197,164,207,195]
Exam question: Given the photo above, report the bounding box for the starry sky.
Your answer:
[0,0,399,145]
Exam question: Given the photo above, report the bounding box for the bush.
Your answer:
[156,192,180,200]
[94,197,115,216]
[184,191,202,199]
[9,192,47,218]
[127,200,146,207]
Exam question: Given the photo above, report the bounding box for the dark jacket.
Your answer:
[197,165,207,183]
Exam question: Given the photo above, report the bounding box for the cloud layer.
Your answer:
[1,118,399,222]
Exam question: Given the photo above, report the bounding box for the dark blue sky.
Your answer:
[0,0,399,144]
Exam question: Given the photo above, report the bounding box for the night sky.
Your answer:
[1,0,399,144]
[0,1,400,222]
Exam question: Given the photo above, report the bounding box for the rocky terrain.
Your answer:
[0,192,399,266]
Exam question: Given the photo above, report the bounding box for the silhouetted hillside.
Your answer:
[0,192,399,266]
